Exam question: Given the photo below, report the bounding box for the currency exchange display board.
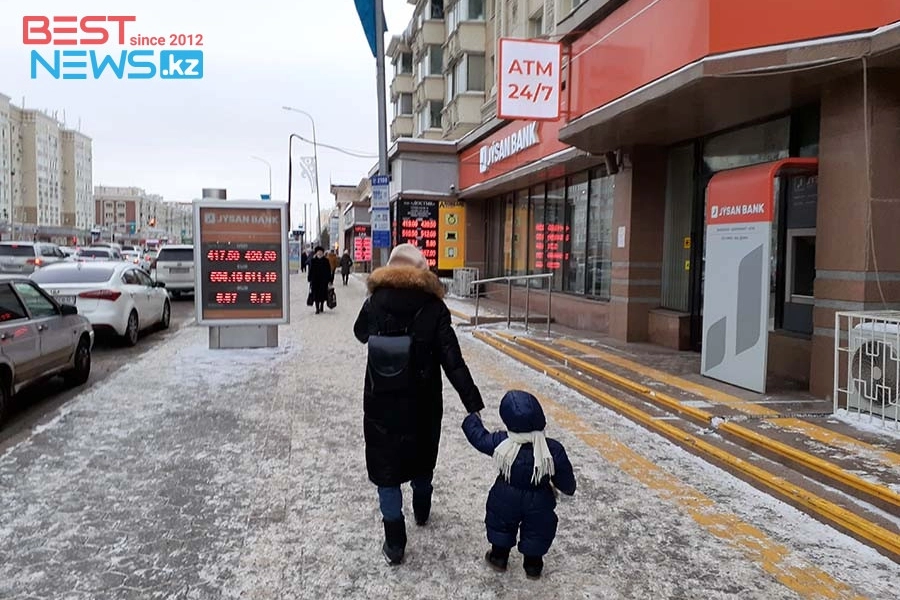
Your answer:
[193,200,289,325]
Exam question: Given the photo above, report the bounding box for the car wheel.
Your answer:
[64,336,92,387]
[0,374,8,429]
[123,310,139,347]
[159,300,171,330]
[171,291,181,300]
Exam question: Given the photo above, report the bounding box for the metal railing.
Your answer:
[470,274,553,334]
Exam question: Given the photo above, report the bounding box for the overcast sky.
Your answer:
[0,0,415,229]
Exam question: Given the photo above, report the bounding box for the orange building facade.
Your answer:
[457,0,900,398]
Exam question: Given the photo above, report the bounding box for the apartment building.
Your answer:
[0,93,94,242]
[387,0,488,142]
[94,185,191,244]
[61,129,94,232]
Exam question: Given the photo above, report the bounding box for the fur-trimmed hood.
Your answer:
[367,265,445,298]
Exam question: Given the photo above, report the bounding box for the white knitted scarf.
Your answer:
[493,431,555,486]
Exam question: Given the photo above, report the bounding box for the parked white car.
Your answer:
[30,261,171,346]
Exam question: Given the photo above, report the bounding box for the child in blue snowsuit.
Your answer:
[462,390,576,579]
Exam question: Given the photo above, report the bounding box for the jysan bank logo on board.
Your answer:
[205,212,280,225]
[710,203,766,220]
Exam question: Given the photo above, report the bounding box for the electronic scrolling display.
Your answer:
[196,204,287,323]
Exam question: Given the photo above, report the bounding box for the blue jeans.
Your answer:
[377,473,434,522]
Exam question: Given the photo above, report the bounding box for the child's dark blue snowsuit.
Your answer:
[462,390,576,558]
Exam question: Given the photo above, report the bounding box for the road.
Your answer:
[0,295,195,451]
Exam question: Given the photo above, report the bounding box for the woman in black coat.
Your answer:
[307,246,331,314]
[354,243,484,566]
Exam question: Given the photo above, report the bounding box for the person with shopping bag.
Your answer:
[307,246,331,314]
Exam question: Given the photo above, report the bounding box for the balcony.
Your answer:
[412,20,446,55]
[390,115,414,140]
[445,21,486,65]
[442,92,484,139]
[390,73,414,99]
[415,76,445,105]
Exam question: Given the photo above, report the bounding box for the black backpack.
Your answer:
[366,306,425,392]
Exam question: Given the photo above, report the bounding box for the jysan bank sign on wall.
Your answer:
[497,38,562,121]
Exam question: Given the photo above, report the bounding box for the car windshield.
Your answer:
[31,266,116,284]
[0,245,35,257]
[78,249,111,258]
[157,248,194,262]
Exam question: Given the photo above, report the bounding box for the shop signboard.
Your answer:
[701,178,773,393]
[371,174,391,248]
[497,38,562,121]
[397,200,439,269]
[438,202,465,270]
[192,199,289,326]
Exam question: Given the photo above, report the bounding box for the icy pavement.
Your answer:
[0,276,898,600]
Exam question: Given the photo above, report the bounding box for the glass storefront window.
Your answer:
[587,169,614,299]
[660,144,695,311]
[566,173,588,294]
[512,190,530,277]
[502,193,514,274]
[531,185,546,274]
[545,179,566,292]
[702,116,790,173]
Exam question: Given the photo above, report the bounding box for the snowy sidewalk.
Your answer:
[0,273,897,600]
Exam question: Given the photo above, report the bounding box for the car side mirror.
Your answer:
[60,304,78,315]
[154,281,166,288]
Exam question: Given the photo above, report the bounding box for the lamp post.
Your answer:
[287,133,303,234]
[282,106,322,243]
[250,155,272,200]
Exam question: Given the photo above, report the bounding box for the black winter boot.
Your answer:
[523,555,543,579]
[381,519,407,566]
[484,545,510,572]
[412,494,431,526]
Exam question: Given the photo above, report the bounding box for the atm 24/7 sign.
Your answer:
[497,38,562,121]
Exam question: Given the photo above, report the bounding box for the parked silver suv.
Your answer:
[0,242,67,275]
[151,245,194,298]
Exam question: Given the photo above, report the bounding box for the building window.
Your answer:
[395,52,413,75]
[450,54,486,97]
[529,12,544,37]
[587,170,614,300]
[395,93,413,116]
[448,0,485,30]
[430,0,445,19]
[566,173,588,295]
[418,100,444,131]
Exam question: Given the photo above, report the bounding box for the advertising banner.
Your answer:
[193,200,289,325]
[497,38,562,121]
[438,202,465,270]
[701,179,773,393]
[289,241,301,274]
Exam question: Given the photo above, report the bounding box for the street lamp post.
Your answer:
[250,155,272,200]
[282,106,322,244]
[287,133,303,234]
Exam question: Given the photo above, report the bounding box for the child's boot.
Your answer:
[523,555,543,579]
[484,545,510,571]
[381,519,407,566]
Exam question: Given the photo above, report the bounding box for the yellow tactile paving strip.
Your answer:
[497,333,900,511]
[556,339,900,472]
[471,332,873,600]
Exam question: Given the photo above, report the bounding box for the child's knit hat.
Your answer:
[499,390,547,433]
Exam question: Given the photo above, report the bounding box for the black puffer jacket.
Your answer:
[354,265,484,487]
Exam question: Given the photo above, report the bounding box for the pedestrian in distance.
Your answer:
[339,250,353,286]
[353,243,484,566]
[307,245,331,314]
[300,249,309,273]
[327,249,340,283]
[462,389,576,580]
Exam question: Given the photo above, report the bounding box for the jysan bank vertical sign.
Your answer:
[497,38,562,121]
